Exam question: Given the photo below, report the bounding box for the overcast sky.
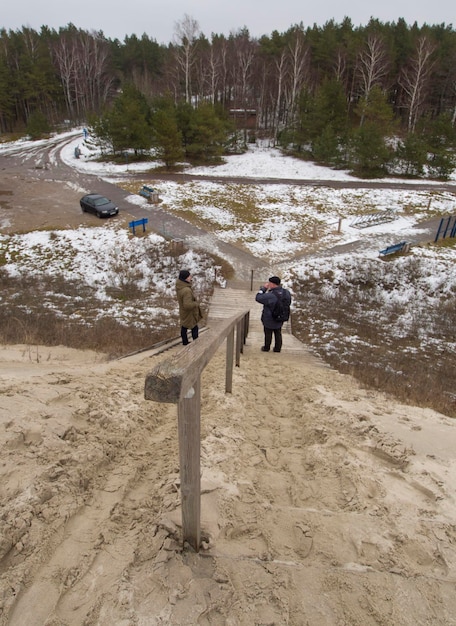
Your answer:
[2,0,455,43]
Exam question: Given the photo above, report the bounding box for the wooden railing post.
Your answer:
[177,377,201,551]
[235,320,242,366]
[145,310,250,552]
[226,328,235,393]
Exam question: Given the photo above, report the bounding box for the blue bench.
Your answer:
[379,241,408,256]
[129,218,148,235]
[139,185,155,199]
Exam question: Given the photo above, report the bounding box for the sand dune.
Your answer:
[1,336,456,625]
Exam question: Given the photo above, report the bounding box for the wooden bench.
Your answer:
[139,185,159,202]
[379,241,408,256]
[128,217,148,235]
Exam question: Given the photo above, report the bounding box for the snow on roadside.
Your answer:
[1,130,455,332]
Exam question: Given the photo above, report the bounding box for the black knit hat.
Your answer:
[179,269,191,281]
[269,276,281,285]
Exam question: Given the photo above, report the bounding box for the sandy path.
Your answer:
[2,136,456,624]
[1,339,456,625]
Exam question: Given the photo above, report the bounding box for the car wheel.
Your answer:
[81,205,86,212]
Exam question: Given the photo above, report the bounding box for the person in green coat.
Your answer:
[176,269,203,345]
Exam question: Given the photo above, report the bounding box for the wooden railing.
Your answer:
[144,310,250,551]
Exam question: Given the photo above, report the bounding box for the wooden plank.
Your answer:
[144,310,249,403]
[178,377,201,551]
[225,328,234,393]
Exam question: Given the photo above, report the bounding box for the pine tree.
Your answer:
[184,103,231,163]
[152,100,184,168]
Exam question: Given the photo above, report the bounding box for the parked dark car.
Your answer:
[80,194,119,218]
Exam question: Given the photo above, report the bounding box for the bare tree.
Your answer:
[399,35,436,132]
[233,31,257,107]
[52,31,114,119]
[358,35,389,97]
[205,45,223,105]
[286,30,309,125]
[174,14,200,102]
[52,36,78,118]
[193,40,221,105]
[216,37,230,105]
[357,34,389,125]
[334,48,347,83]
[271,50,287,143]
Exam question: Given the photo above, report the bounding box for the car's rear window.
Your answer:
[93,197,110,206]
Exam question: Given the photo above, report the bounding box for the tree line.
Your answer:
[1,16,456,177]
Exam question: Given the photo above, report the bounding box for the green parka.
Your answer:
[176,278,202,329]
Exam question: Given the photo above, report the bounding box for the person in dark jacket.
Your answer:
[255,276,291,353]
[176,269,203,345]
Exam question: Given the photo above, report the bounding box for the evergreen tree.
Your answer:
[26,111,51,139]
[151,98,184,168]
[184,103,231,163]
[175,101,194,151]
[349,123,392,177]
[312,126,340,165]
[289,88,315,153]
[349,85,395,177]
[354,85,395,132]
[291,80,349,162]
[97,85,153,155]
[0,49,15,132]
[424,113,456,179]
[396,133,428,177]
[311,79,349,141]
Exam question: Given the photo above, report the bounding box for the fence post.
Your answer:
[435,218,445,243]
[451,217,456,238]
[177,377,201,551]
[144,311,249,552]
[226,328,235,393]
[443,216,452,239]
[235,320,243,366]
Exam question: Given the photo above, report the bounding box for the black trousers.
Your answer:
[181,325,199,345]
[264,326,282,352]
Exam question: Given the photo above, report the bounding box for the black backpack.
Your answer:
[271,289,290,322]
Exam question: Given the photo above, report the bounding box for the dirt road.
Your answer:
[1,133,450,271]
[0,134,268,280]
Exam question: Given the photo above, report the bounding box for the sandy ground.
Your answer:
[1,339,456,626]
[2,141,456,624]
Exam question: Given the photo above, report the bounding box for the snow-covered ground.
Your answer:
[61,132,456,261]
[1,129,455,333]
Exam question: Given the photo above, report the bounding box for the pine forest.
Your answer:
[1,16,456,178]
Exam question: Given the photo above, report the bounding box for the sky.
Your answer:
[2,0,455,43]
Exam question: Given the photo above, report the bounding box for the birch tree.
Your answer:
[399,35,436,132]
[174,14,200,102]
[357,34,389,125]
[287,29,309,123]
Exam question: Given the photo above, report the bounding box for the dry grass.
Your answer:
[0,232,229,358]
[0,270,180,358]
[291,267,456,418]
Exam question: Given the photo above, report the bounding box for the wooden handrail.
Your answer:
[145,310,249,402]
[144,309,250,551]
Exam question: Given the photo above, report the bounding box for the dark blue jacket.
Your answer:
[255,286,291,329]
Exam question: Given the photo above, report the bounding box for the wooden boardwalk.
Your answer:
[207,285,325,363]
